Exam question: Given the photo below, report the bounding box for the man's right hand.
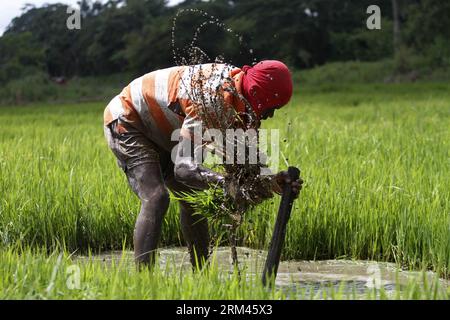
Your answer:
[272,171,304,198]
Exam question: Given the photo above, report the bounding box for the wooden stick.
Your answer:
[262,166,300,286]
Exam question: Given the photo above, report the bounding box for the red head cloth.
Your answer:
[241,60,293,118]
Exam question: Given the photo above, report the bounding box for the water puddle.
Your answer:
[77,247,448,299]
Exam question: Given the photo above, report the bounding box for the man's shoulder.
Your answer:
[142,65,186,77]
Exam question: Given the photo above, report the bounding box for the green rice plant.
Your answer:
[0,246,287,300]
[1,247,449,300]
[0,82,449,278]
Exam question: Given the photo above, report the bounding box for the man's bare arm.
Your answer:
[174,132,225,190]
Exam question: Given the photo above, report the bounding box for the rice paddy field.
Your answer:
[0,82,449,299]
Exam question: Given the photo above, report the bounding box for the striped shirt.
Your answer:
[104,63,247,151]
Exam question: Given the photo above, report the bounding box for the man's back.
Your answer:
[104,63,245,150]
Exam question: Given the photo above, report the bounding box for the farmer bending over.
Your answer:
[103,60,302,268]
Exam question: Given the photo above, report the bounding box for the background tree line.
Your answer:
[0,0,449,85]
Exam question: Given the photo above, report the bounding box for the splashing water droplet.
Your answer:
[171,8,256,67]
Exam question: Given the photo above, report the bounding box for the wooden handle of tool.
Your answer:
[262,166,300,286]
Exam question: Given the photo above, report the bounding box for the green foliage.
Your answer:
[0,73,58,105]
[122,15,174,72]
[5,4,80,76]
[0,0,448,83]
[174,188,232,220]
[0,0,450,81]
[0,247,287,299]
[296,59,450,87]
[0,73,127,106]
[0,32,45,84]
[1,85,449,277]
[296,60,395,86]
[173,188,236,245]
[329,19,394,62]
[404,0,450,68]
[1,247,449,299]
[423,36,450,68]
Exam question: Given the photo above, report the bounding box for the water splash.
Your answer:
[171,8,256,66]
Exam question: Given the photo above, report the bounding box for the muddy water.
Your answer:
[78,247,448,299]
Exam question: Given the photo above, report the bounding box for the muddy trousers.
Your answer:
[128,164,210,268]
[104,118,209,268]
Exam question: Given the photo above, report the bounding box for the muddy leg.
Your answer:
[126,164,170,268]
[179,200,210,268]
[166,178,210,268]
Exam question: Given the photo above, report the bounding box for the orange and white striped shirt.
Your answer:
[104,63,247,151]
